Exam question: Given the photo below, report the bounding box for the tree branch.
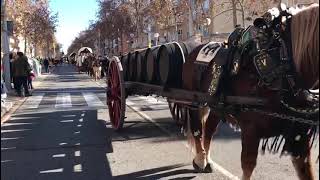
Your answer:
[212,8,243,19]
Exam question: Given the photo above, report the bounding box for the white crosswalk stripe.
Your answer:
[82,92,104,107]
[20,93,45,109]
[16,91,105,110]
[55,93,72,108]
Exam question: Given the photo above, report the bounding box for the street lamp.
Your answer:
[154,33,159,46]
[201,17,211,41]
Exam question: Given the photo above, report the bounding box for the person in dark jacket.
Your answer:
[43,58,49,73]
[12,52,32,96]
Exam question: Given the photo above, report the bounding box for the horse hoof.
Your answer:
[204,162,214,173]
[192,160,205,173]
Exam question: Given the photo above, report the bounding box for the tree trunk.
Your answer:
[34,43,38,57]
[237,0,245,27]
[209,1,215,34]
[232,0,237,28]
[24,35,27,54]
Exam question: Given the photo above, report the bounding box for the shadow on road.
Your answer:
[112,164,196,179]
[1,110,198,180]
[1,110,113,180]
[120,117,241,145]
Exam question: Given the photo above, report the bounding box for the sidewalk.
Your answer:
[1,73,48,122]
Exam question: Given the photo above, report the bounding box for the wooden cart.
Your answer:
[106,42,266,130]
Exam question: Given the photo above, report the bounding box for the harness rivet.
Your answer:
[295,135,301,141]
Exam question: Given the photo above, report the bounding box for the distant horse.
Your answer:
[182,4,318,180]
[92,59,102,81]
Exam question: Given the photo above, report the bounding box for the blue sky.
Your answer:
[49,0,99,53]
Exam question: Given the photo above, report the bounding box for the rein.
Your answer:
[215,8,319,126]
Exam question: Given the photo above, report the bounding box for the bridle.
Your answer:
[228,6,319,120]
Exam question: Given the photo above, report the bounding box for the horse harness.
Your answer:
[195,8,319,126]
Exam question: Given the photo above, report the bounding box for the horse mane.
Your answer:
[291,3,319,85]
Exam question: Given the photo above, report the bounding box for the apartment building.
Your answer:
[109,0,319,54]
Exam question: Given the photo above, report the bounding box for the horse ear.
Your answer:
[279,3,287,12]
[253,17,267,28]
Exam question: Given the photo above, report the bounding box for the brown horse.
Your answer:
[182,4,318,180]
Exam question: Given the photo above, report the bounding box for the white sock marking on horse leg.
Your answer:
[194,152,207,169]
[206,150,214,165]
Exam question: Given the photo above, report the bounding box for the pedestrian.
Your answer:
[27,58,34,89]
[9,52,17,90]
[49,58,54,73]
[101,56,108,78]
[12,52,32,97]
[76,53,83,73]
[43,58,49,73]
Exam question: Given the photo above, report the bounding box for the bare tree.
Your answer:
[6,0,58,57]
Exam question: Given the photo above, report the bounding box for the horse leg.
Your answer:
[291,150,315,180]
[189,108,206,171]
[203,111,221,173]
[241,125,260,180]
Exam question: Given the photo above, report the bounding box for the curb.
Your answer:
[1,97,27,124]
[1,77,45,124]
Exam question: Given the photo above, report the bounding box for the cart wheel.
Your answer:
[107,56,126,131]
[167,99,187,125]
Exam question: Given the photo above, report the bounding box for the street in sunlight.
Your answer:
[1,0,319,180]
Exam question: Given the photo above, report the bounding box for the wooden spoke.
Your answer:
[106,57,126,131]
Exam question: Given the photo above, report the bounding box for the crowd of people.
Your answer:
[9,52,33,97]
[8,53,58,97]
[4,51,109,97]
[76,53,109,81]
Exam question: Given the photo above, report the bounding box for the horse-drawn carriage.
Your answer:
[106,4,319,180]
[69,52,77,64]
[76,47,93,73]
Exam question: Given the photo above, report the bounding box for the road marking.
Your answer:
[1,137,24,140]
[135,96,169,108]
[82,92,104,107]
[1,160,13,163]
[62,115,76,117]
[60,120,73,123]
[2,122,35,127]
[21,93,45,109]
[52,154,66,158]
[126,99,240,180]
[55,93,72,108]
[35,89,105,93]
[136,96,167,104]
[74,151,81,157]
[73,164,82,172]
[1,129,32,133]
[40,168,63,173]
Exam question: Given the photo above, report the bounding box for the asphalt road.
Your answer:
[1,64,319,180]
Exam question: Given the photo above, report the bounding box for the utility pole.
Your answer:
[1,0,12,91]
[174,9,179,42]
[53,42,56,59]
[188,0,194,38]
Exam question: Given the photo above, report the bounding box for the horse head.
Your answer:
[233,4,319,117]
